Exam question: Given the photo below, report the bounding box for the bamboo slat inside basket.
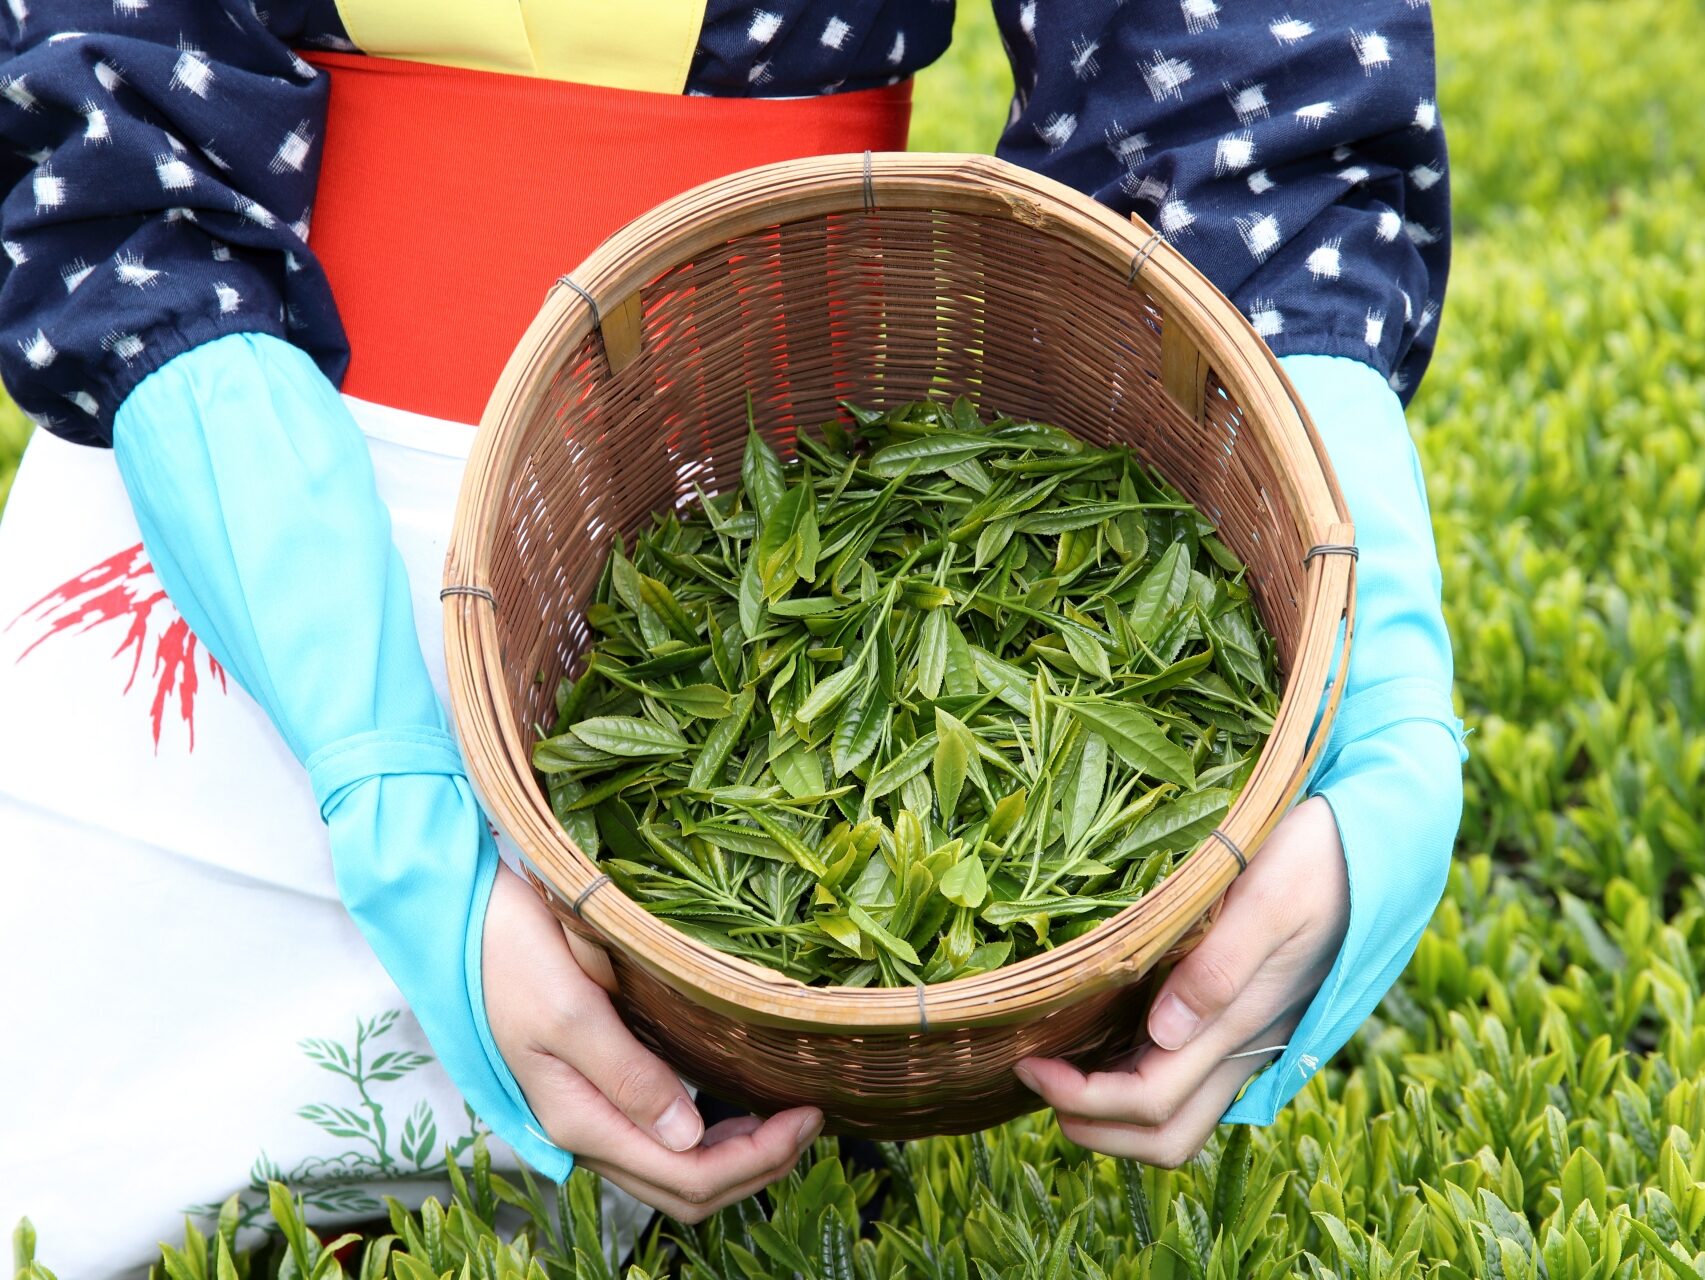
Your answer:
[444,153,1354,1136]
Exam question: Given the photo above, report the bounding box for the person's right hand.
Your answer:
[482,863,824,1222]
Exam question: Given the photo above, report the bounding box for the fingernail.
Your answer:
[1150,994,1201,1051]
[795,1111,824,1148]
[656,1098,703,1152]
[1013,1064,1041,1093]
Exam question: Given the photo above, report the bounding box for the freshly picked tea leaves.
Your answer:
[534,399,1280,987]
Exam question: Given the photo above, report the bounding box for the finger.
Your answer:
[485,868,696,1146]
[1055,1053,1269,1167]
[1145,805,1338,1052]
[519,1044,822,1190]
[586,1149,799,1226]
[1016,999,1299,1127]
[702,1114,767,1147]
[579,1107,823,1222]
[535,982,705,1152]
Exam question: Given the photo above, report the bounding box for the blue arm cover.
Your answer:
[113,332,572,1180]
[1224,354,1468,1124]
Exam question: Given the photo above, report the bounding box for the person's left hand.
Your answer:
[1013,796,1348,1166]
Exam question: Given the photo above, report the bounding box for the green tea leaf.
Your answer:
[568,716,689,758]
[771,738,827,800]
[934,709,972,822]
[939,854,988,909]
[1128,541,1191,641]
[847,903,921,965]
[868,434,999,477]
[916,606,950,699]
[832,689,888,777]
[1057,700,1195,787]
[1067,732,1108,849]
[742,424,787,523]
[1115,788,1232,859]
[653,683,732,719]
[796,660,868,726]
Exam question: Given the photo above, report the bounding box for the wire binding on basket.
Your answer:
[557,275,602,329]
[1304,542,1359,563]
[1126,229,1163,284]
[861,150,875,214]
[1223,1042,1289,1062]
[571,873,614,920]
[1208,827,1249,874]
[440,585,496,605]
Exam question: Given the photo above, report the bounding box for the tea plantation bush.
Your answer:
[11,0,1705,1274]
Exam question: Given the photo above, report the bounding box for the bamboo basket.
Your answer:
[444,153,1355,1139]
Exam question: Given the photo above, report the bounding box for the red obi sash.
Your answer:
[303,53,913,425]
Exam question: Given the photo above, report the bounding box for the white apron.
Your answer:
[0,397,645,1276]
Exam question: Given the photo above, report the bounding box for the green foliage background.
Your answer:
[12,0,1705,1274]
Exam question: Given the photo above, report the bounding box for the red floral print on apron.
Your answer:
[7,541,226,750]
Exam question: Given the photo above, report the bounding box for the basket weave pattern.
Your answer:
[446,154,1354,1138]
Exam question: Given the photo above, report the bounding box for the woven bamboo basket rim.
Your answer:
[445,151,1355,1035]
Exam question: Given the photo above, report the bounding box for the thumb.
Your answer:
[485,865,704,1152]
[1147,885,1288,1052]
[1147,798,1340,1050]
[545,986,705,1152]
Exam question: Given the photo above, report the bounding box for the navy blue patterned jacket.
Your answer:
[0,2,1447,447]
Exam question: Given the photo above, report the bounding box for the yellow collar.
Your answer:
[332,0,706,94]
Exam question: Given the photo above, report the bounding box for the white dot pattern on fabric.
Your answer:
[1069,36,1100,80]
[82,102,110,142]
[20,328,56,369]
[1,75,40,111]
[1141,52,1194,102]
[1037,111,1077,150]
[154,154,195,191]
[1157,197,1196,236]
[1213,130,1255,175]
[819,16,851,49]
[1107,127,1148,166]
[1350,29,1391,72]
[113,251,161,287]
[1237,212,1281,260]
[1228,82,1269,123]
[1248,299,1284,337]
[1181,0,1220,35]
[32,167,65,210]
[1408,161,1442,190]
[270,122,314,175]
[101,330,144,362]
[169,47,214,97]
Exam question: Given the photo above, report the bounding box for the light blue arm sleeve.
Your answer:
[112,331,573,1180]
[1224,354,1468,1124]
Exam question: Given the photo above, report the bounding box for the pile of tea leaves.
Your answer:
[534,400,1280,987]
